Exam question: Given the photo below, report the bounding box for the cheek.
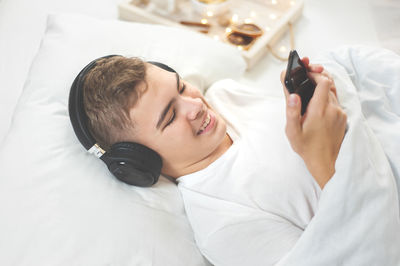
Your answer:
[162,121,192,147]
[172,120,193,139]
[157,123,194,159]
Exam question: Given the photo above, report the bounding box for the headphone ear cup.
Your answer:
[108,161,158,187]
[102,142,162,187]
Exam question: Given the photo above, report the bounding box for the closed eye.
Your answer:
[165,109,176,127]
[165,83,186,128]
[180,83,186,94]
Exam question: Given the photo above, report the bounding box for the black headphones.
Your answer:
[68,55,177,187]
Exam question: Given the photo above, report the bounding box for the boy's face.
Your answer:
[128,63,228,177]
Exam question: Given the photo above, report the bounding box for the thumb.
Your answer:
[285,94,302,140]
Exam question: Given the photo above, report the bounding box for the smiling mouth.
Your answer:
[197,113,211,135]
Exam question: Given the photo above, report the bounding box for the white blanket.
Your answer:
[205,46,400,265]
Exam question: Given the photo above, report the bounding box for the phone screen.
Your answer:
[284,50,315,115]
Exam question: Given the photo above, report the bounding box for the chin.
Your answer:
[215,118,227,141]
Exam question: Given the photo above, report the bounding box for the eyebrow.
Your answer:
[156,73,180,130]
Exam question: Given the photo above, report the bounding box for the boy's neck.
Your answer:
[173,133,233,178]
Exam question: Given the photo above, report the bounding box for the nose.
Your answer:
[179,96,204,121]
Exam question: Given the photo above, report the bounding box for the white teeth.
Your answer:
[198,113,211,134]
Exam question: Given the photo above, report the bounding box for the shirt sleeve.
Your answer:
[179,187,303,266]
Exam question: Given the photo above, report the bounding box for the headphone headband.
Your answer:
[68,55,120,152]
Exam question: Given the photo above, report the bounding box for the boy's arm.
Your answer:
[280,63,347,189]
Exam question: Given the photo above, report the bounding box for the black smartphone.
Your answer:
[284,50,316,115]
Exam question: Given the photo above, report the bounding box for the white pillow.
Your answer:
[49,13,244,91]
[0,0,120,141]
[0,13,245,265]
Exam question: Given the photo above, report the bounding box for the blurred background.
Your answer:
[241,0,400,93]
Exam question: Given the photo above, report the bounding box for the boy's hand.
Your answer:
[301,57,337,97]
[280,60,347,189]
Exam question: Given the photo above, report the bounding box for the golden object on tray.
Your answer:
[231,23,263,37]
[227,23,263,50]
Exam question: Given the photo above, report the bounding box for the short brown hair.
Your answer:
[83,56,147,151]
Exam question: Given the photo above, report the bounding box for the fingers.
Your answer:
[330,86,337,98]
[328,90,339,105]
[281,58,325,87]
[280,70,286,86]
[308,72,332,108]
[309,64,324,73]
[281,59,338,110]
[308,69,338,101]
[280,70,290,99]
[301,57,324,73]
[301,57,309,67]
[285,93,302,148]
[320,70,337,98]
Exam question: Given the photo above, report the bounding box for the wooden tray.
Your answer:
[118,0,304,69]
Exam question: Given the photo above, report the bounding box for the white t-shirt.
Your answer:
[177,80,322,266]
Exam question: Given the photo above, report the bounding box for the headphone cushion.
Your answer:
[103,142,162,187]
